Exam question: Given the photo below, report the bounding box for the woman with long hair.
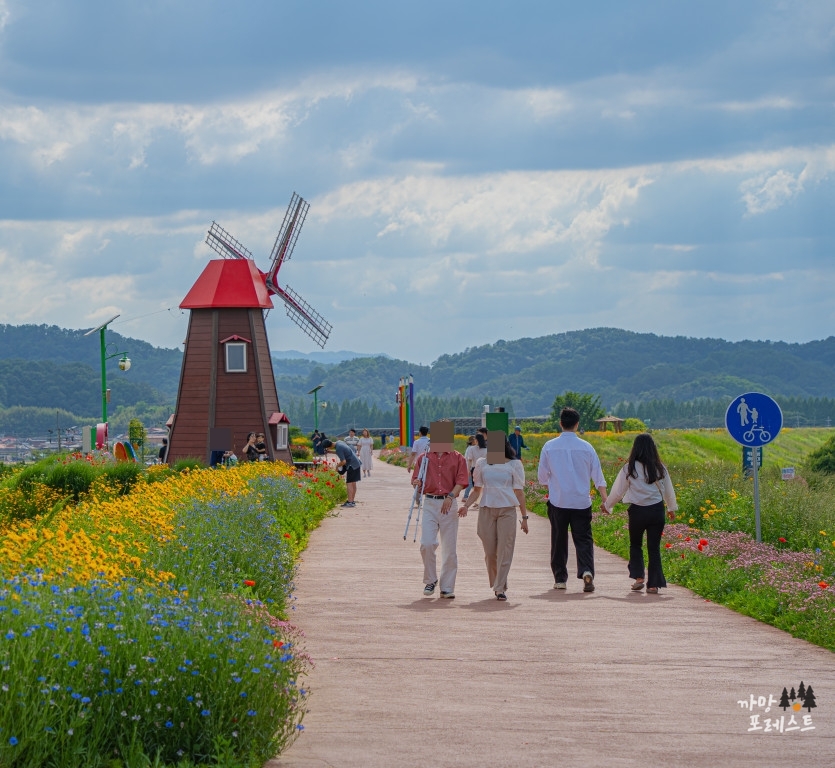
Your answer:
[358,428,374,477]
[602,433,678,594]
[461,437,528,601]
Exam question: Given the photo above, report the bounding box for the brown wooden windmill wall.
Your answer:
[166,259,293,465]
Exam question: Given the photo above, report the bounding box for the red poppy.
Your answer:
[664,543,672,549]
[684,536,691,542]
[699,538,708,546]
[283,533,291,539]
[778,537,787,543]
[273,639,284,648]
[819,581,829,589]
[697,544,704,551]
[243,579,256,587]
[680,553,686,559]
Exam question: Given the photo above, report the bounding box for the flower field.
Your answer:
[0,458,346,766]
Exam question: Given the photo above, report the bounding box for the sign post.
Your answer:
[725,392,783,542]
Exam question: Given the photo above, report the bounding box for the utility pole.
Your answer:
[56,410,62,451]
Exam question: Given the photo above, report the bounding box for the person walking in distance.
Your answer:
[602,433,678,594]
[357,429,374,478]
[537,407,608,592]
[407,425,431,471]
[411,421,469,599]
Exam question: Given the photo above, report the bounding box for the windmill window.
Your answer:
[225,342,247,373]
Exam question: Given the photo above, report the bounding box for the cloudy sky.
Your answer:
[0,1,832,364]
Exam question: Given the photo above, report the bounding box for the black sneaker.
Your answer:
[440,591,455,599]
[423,582,436,596]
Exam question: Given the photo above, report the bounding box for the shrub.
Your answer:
[101,460,145,495]
[622,417,648,431]
[44,460,99,500]
[172,457,206,472]
[807,434,835,474]
[290,444,312,460]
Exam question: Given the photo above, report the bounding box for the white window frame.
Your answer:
[275,423,289,450]
[225,342,247,373]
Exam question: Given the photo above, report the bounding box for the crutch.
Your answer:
[403,452,428,541]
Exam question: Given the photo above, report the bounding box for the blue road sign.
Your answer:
[725,392,783,446]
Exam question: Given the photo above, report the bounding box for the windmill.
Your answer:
[165,192,329,466]
[205,192,332,348]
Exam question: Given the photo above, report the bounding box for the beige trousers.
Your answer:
[476,505,517,593]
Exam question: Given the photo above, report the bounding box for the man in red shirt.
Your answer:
[410,421,469,599]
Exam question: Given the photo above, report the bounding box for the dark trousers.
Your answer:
[547,502,594,583]
[628,501,667,588]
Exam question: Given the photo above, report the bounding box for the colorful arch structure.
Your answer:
[397,375,415,450]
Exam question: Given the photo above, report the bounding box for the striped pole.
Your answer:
[408,374,415,448]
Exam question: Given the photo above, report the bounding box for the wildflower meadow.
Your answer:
[0,456,345,767]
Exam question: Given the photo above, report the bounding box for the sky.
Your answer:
[0,0,833,364]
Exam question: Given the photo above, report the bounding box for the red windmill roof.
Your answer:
[180,259,274,309]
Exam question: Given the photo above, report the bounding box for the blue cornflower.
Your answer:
[150,690,158,696]
[4,631,13,640]
[296,724,304,731]
[102,669,109,676]
[68,661,78,668]
[115,687,123,694]
[165,721,173,728]
[9,737,18,746]
[81,697,90,704]
[71,693,81,700]
[201,709,210,717]
[240,692,247,698]
[247,709,257,716]
[186,695,194,702]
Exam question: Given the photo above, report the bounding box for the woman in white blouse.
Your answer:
[461,437,528,601]
[357,429,375,477]
[602,433,678,594]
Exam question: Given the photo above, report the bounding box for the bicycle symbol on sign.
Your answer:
[743,424,771,444]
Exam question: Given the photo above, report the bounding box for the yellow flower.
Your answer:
[820,531,828,536]
[689,518,695,524]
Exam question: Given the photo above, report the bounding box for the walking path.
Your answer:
[270,455,835,768]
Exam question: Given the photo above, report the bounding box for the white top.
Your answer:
[473,457,525,508]
[357,436,374,464]
[536,431,606,509]
[607,461,678,511]
[411,436,430,456]
[464,444,487,470]
[344,435,360,451]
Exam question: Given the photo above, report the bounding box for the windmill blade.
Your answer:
[274,284,332,349]
[265,193,309,292]
[206,222,253,260]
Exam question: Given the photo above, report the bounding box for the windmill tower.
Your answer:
[166,193,331,465]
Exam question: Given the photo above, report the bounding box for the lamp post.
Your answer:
[83,314,131,426]
[307,384,324,431]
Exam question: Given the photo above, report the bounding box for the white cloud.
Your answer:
[740,169,804,215]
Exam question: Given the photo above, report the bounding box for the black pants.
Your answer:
[547,502,594,583]
[628,501,666,588]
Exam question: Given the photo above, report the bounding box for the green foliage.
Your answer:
[807,433,835,474]
[172,457,206,472]
[102,460,145,495]
[128,417,147,449]
[548,391,605,432]
[622,417,647,431]
[42,460,99,500]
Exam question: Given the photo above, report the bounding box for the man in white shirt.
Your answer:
[537,407,608,592]
[407,425,430,471]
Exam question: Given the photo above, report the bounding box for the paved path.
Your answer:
[270,455,835,768]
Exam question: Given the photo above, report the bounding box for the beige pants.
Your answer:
[476,505,517,593]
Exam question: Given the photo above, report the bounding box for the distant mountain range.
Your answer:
[1,324,834,419]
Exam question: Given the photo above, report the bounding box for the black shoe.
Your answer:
[423,582,436,596]
[440,591,455,599]
[495,592,507,601]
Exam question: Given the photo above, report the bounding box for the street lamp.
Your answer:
[83,314,131,426]
[307,384,324,431]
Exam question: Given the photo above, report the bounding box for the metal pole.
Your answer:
[56,410,61,452]
[313,389,319,431]
[99,327,108,424]
[752,446,761,542]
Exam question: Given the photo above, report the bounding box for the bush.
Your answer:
[807,434,835,474]
[101,460,145,495]
[172,457,206,472]
[622,417,647,431]
[44,460,99,500]
[290,443,312,460]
